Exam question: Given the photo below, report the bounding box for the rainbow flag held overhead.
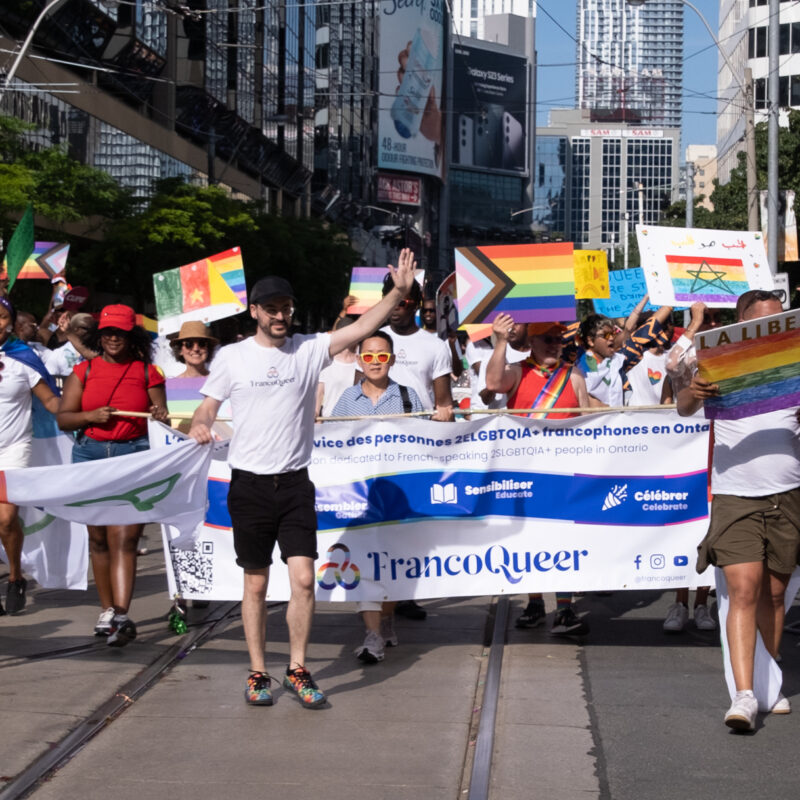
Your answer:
[455,242,576,326]
[347,267,387,315]
[153,247,247,335]
[2,241,69,282]
[696,308,800,419]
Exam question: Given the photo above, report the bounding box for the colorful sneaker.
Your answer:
[771,693,791,715]
[5,578,27,615]
[395,600,426,620]
[283,666,326,708]
[94,607,116,636]
[551,606,589,636]
[662,602,688,633]
[355,630,385,663]
[245,672,274,705]
[725,690,758,731]
[107,616,137,647]
[693,604,717,631]
[380,615,398,647]
[515,598,546,629]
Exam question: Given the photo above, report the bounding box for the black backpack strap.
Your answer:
[399,383,412,414]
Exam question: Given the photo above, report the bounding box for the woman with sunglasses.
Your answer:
[0,297,61,615]
[167,321,219,434]
[332,331,424,663]
[57,305,168,645]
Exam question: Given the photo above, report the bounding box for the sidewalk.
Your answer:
[1,534,598,800]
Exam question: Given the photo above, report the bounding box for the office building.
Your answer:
[451,0,536,40]
[717,0,800,182]
[575,0,683,128]
[534,109,680,251]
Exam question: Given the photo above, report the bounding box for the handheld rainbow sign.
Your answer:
[2,242,69,281]
[347,267,387,315]
[455,242,576,326]
[153,247,247,335]
[696,309,800,419]
[637,225,774,307]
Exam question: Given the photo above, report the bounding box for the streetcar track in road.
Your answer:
[0,601,241,800]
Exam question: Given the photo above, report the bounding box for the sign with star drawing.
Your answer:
[153,248,247,335]
[636,225,774,308]
[455,242,576,332]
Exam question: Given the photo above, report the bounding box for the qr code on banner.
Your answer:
[170,541,214,594]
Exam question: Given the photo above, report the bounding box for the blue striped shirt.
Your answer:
[331,379,424,417]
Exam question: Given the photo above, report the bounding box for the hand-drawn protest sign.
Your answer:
[455,242,576,326]
[574,250,610,299]
[696,309,800,419]
[153,248,247,335]
[637,225,774,308]
[592,267,656,318]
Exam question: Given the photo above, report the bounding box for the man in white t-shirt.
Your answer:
[379,275,454,421]
[189,249,417,709]
[679,289,800,731]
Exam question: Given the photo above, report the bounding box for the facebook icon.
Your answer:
[633,555,642,570]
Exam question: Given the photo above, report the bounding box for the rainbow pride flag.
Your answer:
[348,267,386,314]
[696,309,800,419]
[455,242,576,325]
[153,247,247,335]
[666,254,750,305]
[2,242,69,281]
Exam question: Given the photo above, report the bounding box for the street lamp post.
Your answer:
[0,0,68,105]
[768,0,780,272]
[626,0,761,238]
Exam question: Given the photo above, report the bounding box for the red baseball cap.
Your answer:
[98,304,136,331]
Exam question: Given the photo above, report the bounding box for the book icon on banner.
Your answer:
[430,483,458,504]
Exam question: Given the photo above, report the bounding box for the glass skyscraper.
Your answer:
[575,0,683,128]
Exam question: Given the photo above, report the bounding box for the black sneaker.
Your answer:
[5,578,27,615]
[395,600,427,620]
[107,616,137,647]
[515,599,546,629]
[550,606,590,636]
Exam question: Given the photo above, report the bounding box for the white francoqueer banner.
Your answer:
[1,437,216,543]
[157,410,713,602]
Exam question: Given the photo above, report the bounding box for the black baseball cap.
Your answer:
[250,276,296,305]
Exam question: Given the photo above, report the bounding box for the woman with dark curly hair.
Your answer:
[57,305,168,645]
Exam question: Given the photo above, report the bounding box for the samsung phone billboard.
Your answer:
[452,43,528,174]
[378,0,445,179]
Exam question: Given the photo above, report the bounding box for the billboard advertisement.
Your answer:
[378,0,444,179]
[451,43,528,173]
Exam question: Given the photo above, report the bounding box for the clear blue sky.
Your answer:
[535,0,719,150]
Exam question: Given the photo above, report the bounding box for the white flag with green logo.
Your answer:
[2,438,215,536]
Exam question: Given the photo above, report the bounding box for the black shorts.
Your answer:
[227,467,318,569]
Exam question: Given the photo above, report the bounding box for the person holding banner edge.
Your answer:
[188,249,418,708]
[678,289,799,731]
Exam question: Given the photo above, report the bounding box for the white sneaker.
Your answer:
[354,630,385,663]
[693,604,717,631]
[94,607,115,636]
[771,693,791,715]
[725,690,758,731]
[662,602,688,632]
[380,615,398,647]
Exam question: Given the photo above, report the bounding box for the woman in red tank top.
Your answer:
[57,305,168,646]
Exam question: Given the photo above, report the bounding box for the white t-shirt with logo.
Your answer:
[626,349,668,407]
[201,334,331,474]
[712,409,800,497]
[44,340,85,377]
[380,327,452,409]
[0,355,41,449]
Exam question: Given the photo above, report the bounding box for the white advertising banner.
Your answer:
[159,411,712,602]
[377,0,444,178]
